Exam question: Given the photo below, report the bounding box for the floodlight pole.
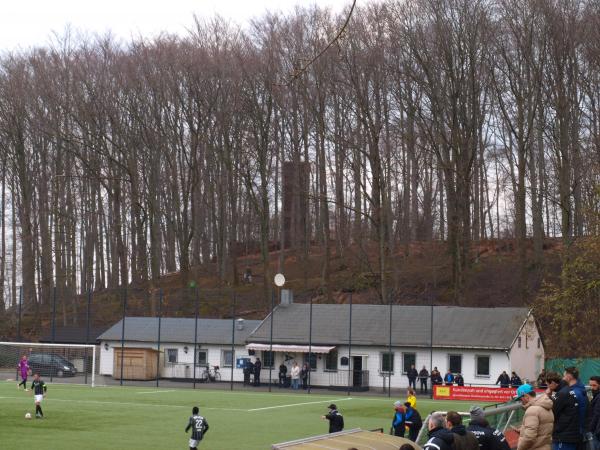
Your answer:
[430,302,434,398]
[230,292,236,391]
[119,288,127,386]
[347,293,352,397]
[85,290,91,385]
[193,287,199,389]
[156,289,163,388]
[269,290,274,392]
[388,291,393,398]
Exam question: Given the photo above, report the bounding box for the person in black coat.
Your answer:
[278,363,287,388]
[301,363,309,389]
[322,404,344,433]
[467,406,511,450]
[419,366,430,394]
[549,374,582,450]
[588,376,600,450]
[510,372,523,388]
[423,413,455,450]
[407,364,418,390]
[243,360,253,385]
[496,371,510,388]
[404,402,423,442]
[253,358,261,386]
[455,373,465,386]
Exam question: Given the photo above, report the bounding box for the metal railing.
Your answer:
[328,369,370,389]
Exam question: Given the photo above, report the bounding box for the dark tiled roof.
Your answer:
[98,317,261,345]
[247,304,529,350]
[40,327,108,344]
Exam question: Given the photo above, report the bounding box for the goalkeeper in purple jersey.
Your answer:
[17,355,30,390]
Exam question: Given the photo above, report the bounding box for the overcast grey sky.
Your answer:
[1,0,352,51]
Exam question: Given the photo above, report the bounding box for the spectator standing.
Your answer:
[291,362,300,390]
[444,370,455,386]
[407,364,418,390]
[278,363,287,388]
[243,360,253,386]
[588,376,600,450]
[392,401,406,437]
[549,367,588,450]
[419,366,430,394]
[423,412,455,450]
[253,357,262,387]
[496,371,511,388]
[511,372,523,388]
[446,410,480,450]
[321,404,344,433]
[537,369,548,389]
[468,406,510,450]
[301,363,309,390]
[404,401,423,442]
[455,373,465,387]
[515,384,554,450]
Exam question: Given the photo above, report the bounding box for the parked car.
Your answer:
[28,353,77,377]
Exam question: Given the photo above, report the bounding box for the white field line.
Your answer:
[247,398,354,412]
[1,381,353,400]
[137,390,177,394]
[0,395,247,412]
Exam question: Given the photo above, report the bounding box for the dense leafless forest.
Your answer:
[0,0,599,314]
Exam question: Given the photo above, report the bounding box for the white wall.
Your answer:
[252,346,512,389]
[100,340,539,389]
[509,316,545,383]
[99,341,250,382]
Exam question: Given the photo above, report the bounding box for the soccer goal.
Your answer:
[0,341,98,387]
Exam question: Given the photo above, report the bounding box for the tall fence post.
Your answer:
[17,286,23,342]
[85,290,91,385]
[193,287,199,389]
[269,290,274,392]
[50,286,57,382]
[388,291,393,397]
[307,296,313,394]
[156,289,163,388]
[230,292,236,391]
[347,293,352,396]
[430,302,434,399]
[120,288,127,386]
[16,286,23,380]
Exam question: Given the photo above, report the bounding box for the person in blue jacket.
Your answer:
[391,401,406,437]
[444,370,455,385]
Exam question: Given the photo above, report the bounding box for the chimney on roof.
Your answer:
[280,289,293,306]
[236,318,245,331]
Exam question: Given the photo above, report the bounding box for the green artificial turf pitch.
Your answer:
[0,381,482,449]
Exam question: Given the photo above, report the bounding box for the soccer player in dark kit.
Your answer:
[30,373,47,418]
[185,406,209,449]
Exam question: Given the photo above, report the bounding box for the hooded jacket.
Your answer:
[424,427,455,450]
[553,383,584,443]
[451,424,480,450]
[468,419,511,450]
[517,393,554,450]
[590,390,600,438]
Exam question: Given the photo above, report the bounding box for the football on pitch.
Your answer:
[25,412,32,419]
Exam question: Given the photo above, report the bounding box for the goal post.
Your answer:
[0,341,98,387]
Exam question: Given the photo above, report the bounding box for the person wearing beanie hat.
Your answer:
[404,401,423,441]
[468,405,510,450]
[321,404,344,433]
[391,401,407,437]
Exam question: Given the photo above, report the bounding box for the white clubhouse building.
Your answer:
[98,301,544,389]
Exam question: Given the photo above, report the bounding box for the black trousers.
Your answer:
[420,378,428,393]
[408,378,416,389]
[254,371,261,386]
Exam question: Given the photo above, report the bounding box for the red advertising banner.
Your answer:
[433,385,518,402]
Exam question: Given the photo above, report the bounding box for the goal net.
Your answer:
[0,342,97,387]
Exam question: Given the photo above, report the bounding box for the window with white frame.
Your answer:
[403,353,416,374]
[325,350,338,371]
[196,349,208,366]
[448,354,462,374]
[166,349,178,364]
[262,351,275,368]
[380,352,395,374]
[222,350,233,367]
[475,355,490,377]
